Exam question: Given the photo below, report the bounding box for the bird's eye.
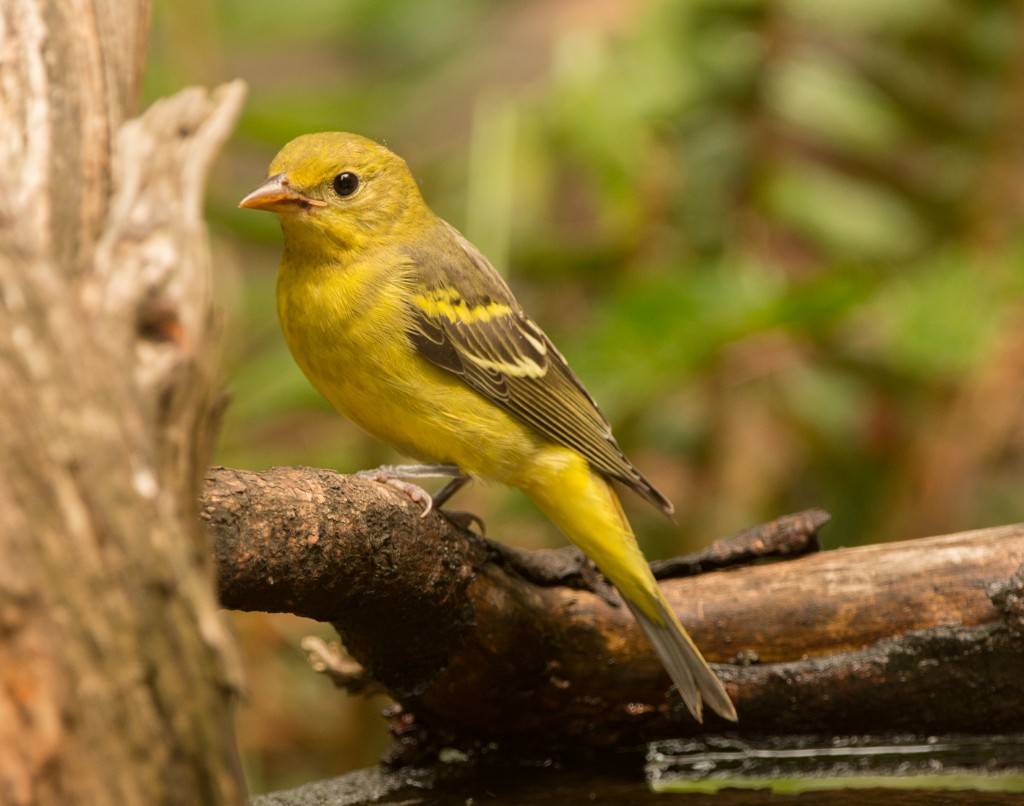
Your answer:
[332,172,360,198]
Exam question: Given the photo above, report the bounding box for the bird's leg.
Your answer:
[354,464,467,518]
[357,463,465,480]
[428,476,487,533]
[430,475,470,509]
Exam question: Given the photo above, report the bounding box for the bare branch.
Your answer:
[204,465,1024,756]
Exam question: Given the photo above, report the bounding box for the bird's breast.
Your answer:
[277,257,411,411]
[274,256,514,470]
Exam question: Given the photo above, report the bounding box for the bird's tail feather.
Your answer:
[519,455,737,722]
[625,597,738,723]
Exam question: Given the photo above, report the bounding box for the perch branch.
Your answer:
[204,465,1024,753]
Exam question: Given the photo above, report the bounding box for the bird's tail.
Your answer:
[520,450,737,723]
[624,595,737,723]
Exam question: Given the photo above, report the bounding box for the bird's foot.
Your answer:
[359,473,435,515]
[440,510,486,535]
[355,464,469,519]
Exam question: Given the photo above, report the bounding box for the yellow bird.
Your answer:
[240,132,736,723]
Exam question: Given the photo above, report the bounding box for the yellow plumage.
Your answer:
[240,132,736,723]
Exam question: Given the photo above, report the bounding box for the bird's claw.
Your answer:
[354,465,482,524]
[356,471,435,517]
[441,510,486,535]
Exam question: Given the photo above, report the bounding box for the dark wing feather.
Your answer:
[404,222,673,515]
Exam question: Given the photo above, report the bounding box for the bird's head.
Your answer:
[239,132,428,251]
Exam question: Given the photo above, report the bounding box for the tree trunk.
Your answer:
[0,2,246,803]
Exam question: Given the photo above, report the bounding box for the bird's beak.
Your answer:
[238,173,326,212]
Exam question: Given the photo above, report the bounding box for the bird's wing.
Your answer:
[403,223,673,515]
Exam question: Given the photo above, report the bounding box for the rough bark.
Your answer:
[0,2,246,803]
[205,465,1024,757]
